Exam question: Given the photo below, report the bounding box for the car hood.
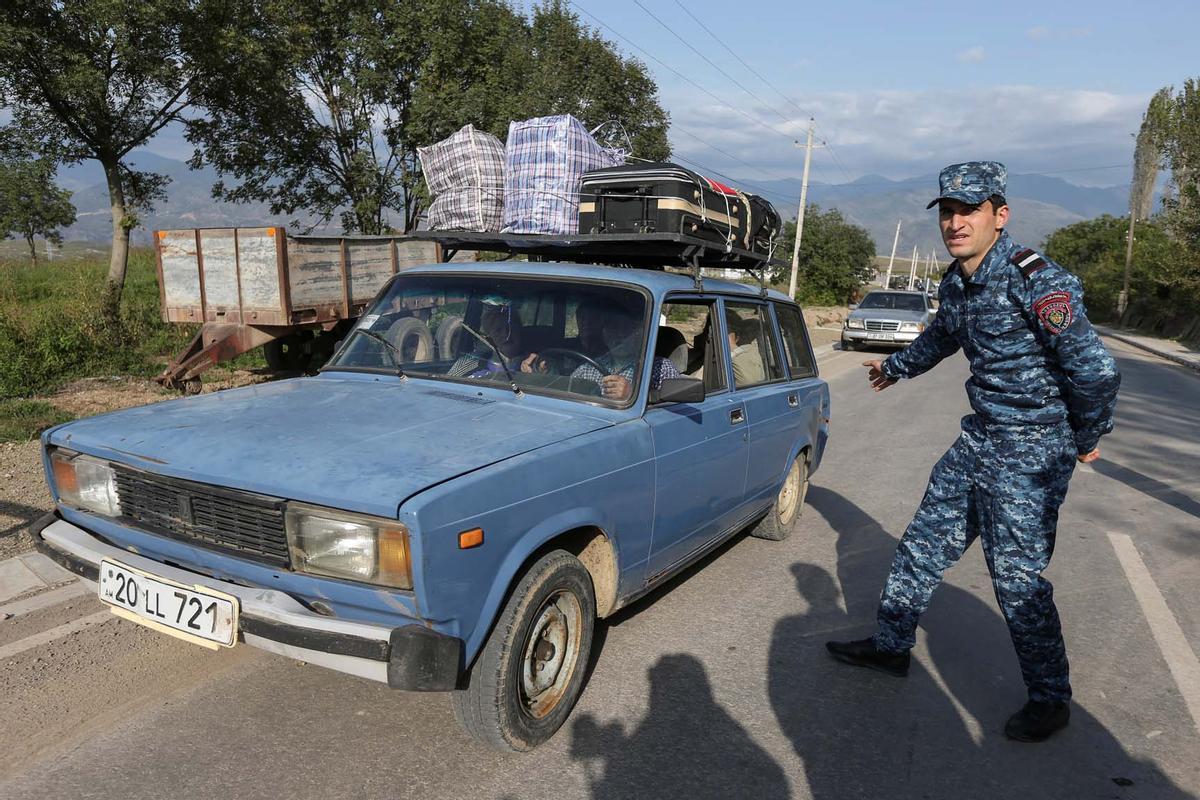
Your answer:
[849,307,928,322]
[47,375,613,519]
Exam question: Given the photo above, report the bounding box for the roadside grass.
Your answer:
[0,248,200,399]
[0,399,75,442]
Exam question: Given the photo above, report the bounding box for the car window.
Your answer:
[724,301,784,389]
[858,292,926,312]
[328,275,648,406]
[773,304,815,379]
[661,300,725,393]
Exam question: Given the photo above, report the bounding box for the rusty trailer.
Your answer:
[153,227,447,392]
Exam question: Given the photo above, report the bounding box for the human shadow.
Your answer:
[1091,459,1200,523]
[782,485,1195,799]
[570,653,789,800]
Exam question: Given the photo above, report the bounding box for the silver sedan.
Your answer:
[841,290,936,351]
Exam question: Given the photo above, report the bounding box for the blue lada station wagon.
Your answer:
[32,259,830,751]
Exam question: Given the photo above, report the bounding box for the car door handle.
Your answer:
[787,394,799,407]
[730,408,745,424]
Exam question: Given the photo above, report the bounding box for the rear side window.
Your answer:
[774,303,816,379]
[724,302,784,388]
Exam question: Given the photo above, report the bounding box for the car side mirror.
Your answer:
[848,304,858,310]
[650,377,705,405]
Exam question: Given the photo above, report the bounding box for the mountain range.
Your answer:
[49,151,1134,257]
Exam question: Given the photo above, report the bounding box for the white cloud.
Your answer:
[956,46,986,63]
[665,86,1149,187]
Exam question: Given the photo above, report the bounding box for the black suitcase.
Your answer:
[745,193,782,255]
[578,163,754,250]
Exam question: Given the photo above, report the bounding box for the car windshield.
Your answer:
[858,292,926,312]
[326,274,650,405]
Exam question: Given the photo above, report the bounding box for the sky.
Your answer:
[136,0,1199,191]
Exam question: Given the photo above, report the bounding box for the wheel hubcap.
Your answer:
[777,461,803,524]
[520,591,583,719]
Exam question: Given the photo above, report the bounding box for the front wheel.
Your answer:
[451,550,595,751]
[749,456,809,541]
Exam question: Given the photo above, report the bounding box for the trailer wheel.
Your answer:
[385,317,434,363]
[263,332,312,372]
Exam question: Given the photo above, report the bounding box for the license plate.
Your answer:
[99,559,239,648]
[867,332,895,341]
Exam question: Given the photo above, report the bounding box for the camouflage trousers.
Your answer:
[872,415,1078,704]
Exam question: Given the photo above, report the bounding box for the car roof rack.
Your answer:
[408,230,784,294]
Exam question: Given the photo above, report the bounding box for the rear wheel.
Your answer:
[749,456,809,541]
[451,550,595,751]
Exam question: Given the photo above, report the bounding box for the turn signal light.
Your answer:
[458,528,484,549]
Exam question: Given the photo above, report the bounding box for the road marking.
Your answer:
[0,581,91,619]
[921,651,985,745]
[0,611,114,661]
[19,552,76,586]
[1108,532,1200,735]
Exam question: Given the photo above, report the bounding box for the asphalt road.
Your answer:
[2,336,1198,800]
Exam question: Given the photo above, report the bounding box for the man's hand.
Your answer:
[864,360,897,392]
[520,353,548,374]
[1077,448,1100,464]
[600,374,632,401]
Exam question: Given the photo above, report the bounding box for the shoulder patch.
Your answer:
[1034,290,1073,334]
[1010,248,1049,279]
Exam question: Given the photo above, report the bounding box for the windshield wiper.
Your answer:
[345,328,407,380]
[458,320,523,397]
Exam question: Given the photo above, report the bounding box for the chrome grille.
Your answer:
[112,465,290,565]
[865,320,901,331]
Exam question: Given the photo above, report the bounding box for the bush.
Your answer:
[0,249,198,398]
[0,399,75,442]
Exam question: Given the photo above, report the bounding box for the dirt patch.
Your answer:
[0,370,275,560]
[803,305,850,329]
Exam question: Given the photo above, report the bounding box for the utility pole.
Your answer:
[788,119,825,299]
[907,245,918,290]
[1118,209,1135,319]
[884,219,901,288]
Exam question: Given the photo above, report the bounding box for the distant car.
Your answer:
[841,289,935,351]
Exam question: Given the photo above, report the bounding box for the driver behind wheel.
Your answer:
[447,293,530,378]
[522,299,678,402]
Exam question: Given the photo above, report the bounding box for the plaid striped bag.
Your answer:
[418,124,505,232]
[502,115,625,235]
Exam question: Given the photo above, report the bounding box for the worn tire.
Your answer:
[263,332,312,371]
[749,457,809,541]
[385,317,434,363]
[451,550,596,752]
[436,315,464,359]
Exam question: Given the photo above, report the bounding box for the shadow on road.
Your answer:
[0,501,46,539]
[763,485,1194,799]
[1091,460,1200,523]
[570,653,789,799]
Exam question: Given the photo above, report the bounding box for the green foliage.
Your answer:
[0,250,197,398]
[186,0,670,235]
[1044,215,1192,321]
[771,206,876,306]
[0,399,75,442]
[0,151,76,264]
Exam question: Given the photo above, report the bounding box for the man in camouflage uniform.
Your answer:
[827,162,1121,742]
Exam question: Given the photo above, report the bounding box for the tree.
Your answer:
[0,0,225,322]
[1130,88,1170,221]
[772,206,876,306]
[0,156,76,266]
[187,0,670,234]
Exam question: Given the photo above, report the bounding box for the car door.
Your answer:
[644,298,748,580]
[774,300,829,469]
[724,299,800,508]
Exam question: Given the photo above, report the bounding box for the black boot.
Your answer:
[825,638,910,677]
[1004,700,1070,742]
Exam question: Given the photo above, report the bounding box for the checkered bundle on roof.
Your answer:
[502,115,625,235]
[418,124,506,232]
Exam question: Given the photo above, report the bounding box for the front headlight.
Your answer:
[845,318,864,330]
[285,503,412,589]
[899,322,926,332]
[50,450,121,517]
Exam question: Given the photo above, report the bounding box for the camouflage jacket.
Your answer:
[881,230,1120,453]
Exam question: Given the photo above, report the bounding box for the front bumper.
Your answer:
[841,328,920,346]
[30,512,462,691]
